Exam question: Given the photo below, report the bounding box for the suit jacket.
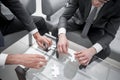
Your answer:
[58,0,120,49]
[0,0,36,32]
[0,31,4,47]
[0,0,37,47]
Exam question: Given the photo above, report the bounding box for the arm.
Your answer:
[1,0,35,31]
[75,6,120,66]
[57,0,79,53]
[1,0,52,48]
[0,53,47,69]
[58,0,79,29]
[6,54,47,69]
[97,14,120,49]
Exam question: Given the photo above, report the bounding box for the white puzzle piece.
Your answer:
[68,49,76,62]
[51,64,60,77]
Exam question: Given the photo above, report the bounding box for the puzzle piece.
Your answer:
[69,56,76,62]
[68,49,76,62]
[51,64,60,77]
[33,73,41,80]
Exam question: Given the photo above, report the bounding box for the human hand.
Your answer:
[57,33,69,53]
[6,54,47,69]
[75,47,97,66]
[33,32,52,49]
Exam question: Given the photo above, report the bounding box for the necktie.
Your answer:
[81,7,98,38]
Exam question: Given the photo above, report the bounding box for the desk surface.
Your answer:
[0,34,120,80]
[25,40,120,80]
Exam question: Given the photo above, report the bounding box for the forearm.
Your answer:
[1,0,36,31]
[58,0,78,29]
[98,11,120,49]
[97,33,114,49]
[6,54,23,65]
[58,17,67,29]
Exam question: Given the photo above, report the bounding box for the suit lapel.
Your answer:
[84,0,92,21]
[94,0,114,22]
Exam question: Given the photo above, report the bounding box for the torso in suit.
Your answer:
[58,0,120,59]
[0,0,36,32]
[0,0,36,47]
[0,0,48,47]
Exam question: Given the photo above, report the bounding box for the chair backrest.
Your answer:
[1,0,36,16]
[42,0,67,19]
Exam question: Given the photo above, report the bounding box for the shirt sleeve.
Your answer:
[58,28,66,35]
[0,53,8,66]
[30,28,38,35]
[92,43,103,54]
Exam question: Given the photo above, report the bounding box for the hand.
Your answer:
[6,54,47,69]
[75,47,97,66]
[33,32,52,49]
[57,33,69,53]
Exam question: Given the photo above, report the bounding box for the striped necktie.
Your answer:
[81,7,98,38]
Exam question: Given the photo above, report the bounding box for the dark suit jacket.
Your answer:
[0,0,37,47]
[58,0,120,49]
[0,0,36,32]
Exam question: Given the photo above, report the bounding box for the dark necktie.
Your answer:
[81,7,98,38]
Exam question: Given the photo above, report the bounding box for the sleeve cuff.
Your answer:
[30,28,38,35]
[92,43,103,54]
[0,53,8,66]
[58,28,66,35]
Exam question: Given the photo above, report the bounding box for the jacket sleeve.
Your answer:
[1,0,36,32]
[58,0,79,29]
[97,10,120,49]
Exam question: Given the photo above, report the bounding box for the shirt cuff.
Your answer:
[0,53,8,66]
[30,28,38,35]
[58,28,66,35]
[92,43,103,54]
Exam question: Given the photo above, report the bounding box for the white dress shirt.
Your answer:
[0,53,8,66]
[0,28,39,66]
[58,5,104,54]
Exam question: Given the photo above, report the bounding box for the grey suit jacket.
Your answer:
[58,0,120,49]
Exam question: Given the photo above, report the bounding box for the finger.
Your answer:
[43,36,50,47]
[75,51,82,55]
[59,45,63,53]
[39,61,47,66]
[37,41,45,49]
[43,36,51,47]
[85,60,90,66]
[36,64,43,69]
[34,54,46,59]
[75,53,85,58]
[40,58,48,63]
[62,44,67,53]
[82,59,89,66]
[58,44,63,53]
[35,60,47,69]
[79,59,89,65]
[78,56,88,61]
[45,37,52,46]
